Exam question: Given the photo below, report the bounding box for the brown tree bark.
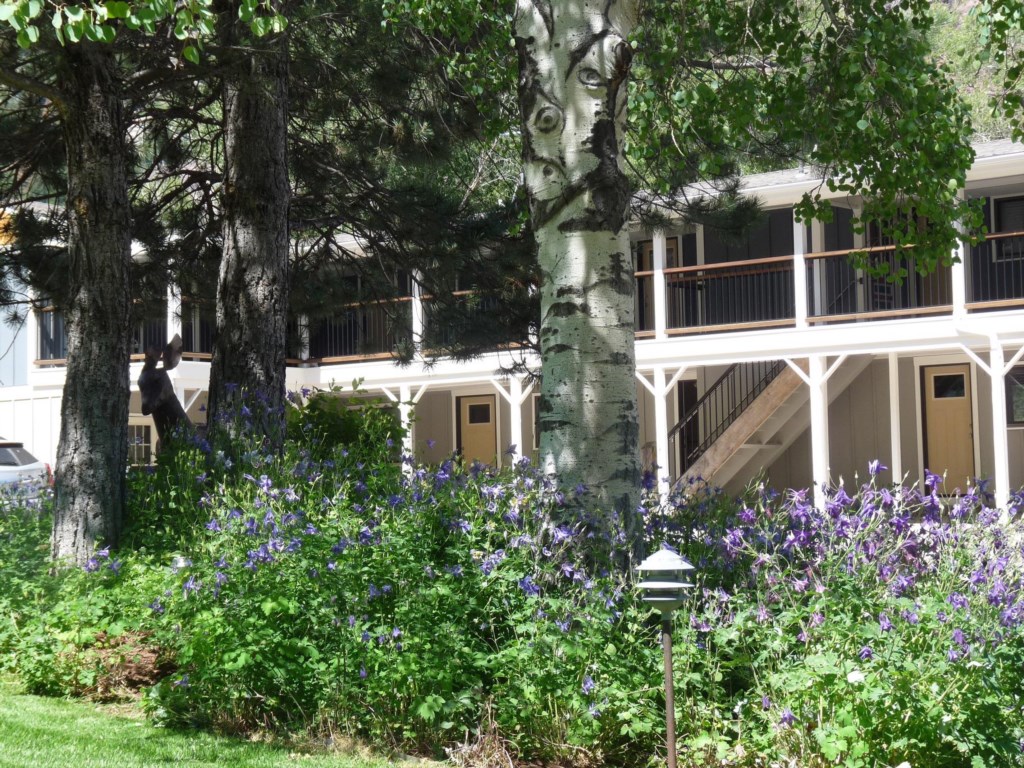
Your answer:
[207,3,290,446]
[51,42,132,565]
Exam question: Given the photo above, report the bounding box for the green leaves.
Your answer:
[0,0,286,57]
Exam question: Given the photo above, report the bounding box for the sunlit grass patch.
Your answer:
[0,678,424,768]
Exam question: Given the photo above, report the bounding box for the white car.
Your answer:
[0,440,51,486]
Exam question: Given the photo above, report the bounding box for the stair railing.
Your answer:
[668,359,787,479]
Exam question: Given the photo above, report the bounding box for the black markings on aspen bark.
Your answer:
[546,343,578,355]
[527,0,554,39]
[548,300,587,317]
[566,29,610,79]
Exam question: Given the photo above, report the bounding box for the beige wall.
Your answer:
[766,359,898,492]
[414,390,452,463]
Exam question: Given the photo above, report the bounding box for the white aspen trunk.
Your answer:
[515,0,640,550]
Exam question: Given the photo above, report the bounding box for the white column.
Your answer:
[411,271,425,356]
[792,216,808,328]
[989,340,1010,511]
[399,384,414,471]
[166,283,182,341]
[810,218,827,317]
[509,377,524,463]
[164,284,184,399]
[653,367,671,494]
[888,352,902,482]
[851,202,866,313]
[296,315,311,363]
[951,190,968,318]
[25,302,38,366]
[652,230,668,339]
[808,355,830,509]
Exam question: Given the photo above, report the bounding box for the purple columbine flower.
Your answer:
[183,574,201,598]
[779,708,796,727]
[581,675,596,695]
[879,612,893,633]
[858,645,874,661]
[552,525,574,544]
[518,575,541,597]
[761,696,772,710]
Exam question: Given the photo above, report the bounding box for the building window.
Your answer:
[37,309,67,360]
[994,197,1024,262]
[933,374,966,399]
[128,424,153,465]
[1008,367,1024,426]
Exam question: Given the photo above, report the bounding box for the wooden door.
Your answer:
[922,364,974,491]
[457,395,497,466]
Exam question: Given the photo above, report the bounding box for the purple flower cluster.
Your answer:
[666,462,1024,698]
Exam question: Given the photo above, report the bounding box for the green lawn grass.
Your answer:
[0,680,429,768]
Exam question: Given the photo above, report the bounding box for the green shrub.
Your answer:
[3,416,1023,767]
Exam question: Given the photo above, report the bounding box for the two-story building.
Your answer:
[4,139,1024,508]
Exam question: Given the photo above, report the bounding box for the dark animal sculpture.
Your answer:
[138,334,192,447]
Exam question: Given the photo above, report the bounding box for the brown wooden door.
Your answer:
[457,395,497,466]
[922,364,974,491]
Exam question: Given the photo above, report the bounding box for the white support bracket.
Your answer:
[490,377,535,463]
[958,344,992,376]
[636,366,688,498]
[784,358,811,386]
[183,389,203,414]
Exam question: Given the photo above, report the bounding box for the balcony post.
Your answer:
[509,376,524,464]
[989,339,1010,511]
[793,217,808,328]
[411,270,425,357]
[808,354,830,509]
[888,352,903,482]
[167,283,182,341]
[296,314,310,363]
[26,301,39,366]
[653,366,671,496]
[952,190,968,318]
[399,384,414,472]
[653,230,668,339]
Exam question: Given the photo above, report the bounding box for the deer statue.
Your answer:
[138,334,192,447]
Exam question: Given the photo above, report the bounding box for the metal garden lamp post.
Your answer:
[636,548,695,768]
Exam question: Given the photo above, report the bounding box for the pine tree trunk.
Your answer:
[516,0,641,552]
[207,8,290,446]
[51,43,132,565]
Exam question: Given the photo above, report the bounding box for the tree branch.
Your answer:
[0,67,67,114]
[679,56,775,72]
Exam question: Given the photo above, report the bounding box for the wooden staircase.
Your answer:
[672,357,872,491]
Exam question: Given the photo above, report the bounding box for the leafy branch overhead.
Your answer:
[0,0,284,61]
[388,0,988,272]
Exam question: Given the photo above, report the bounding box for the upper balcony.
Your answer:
[31,192,1024,369]
[633,197,1024,348]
